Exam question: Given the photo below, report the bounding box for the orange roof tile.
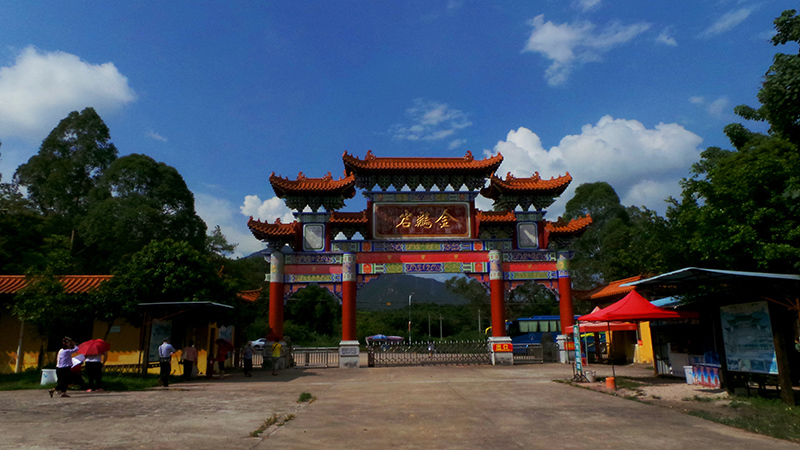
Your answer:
[545,215,593,235]
[247,217,298,240]
[475,210,517,223]
[0,275,112,294]
[329,210,368,225]
[342,150,503,174]
[237,288,262,303]
[269,172,356,198]
[575,275,642,302]
[481,172,572,199]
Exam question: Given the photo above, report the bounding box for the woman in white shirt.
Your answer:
[51,337,78,398]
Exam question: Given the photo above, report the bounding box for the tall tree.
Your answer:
[80,154,207,270]
[1,149,46,274]
[14,108,117,237]
[668,9,800,272]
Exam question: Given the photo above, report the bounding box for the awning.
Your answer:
[622,267,800,297]
[566,321,637,334]
[579,291,698,322]
[137,301,234,320]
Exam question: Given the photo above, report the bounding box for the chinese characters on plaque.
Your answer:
[373,203,470,239]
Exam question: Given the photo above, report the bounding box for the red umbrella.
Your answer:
[215,339,234,352]
[77,339,110,356]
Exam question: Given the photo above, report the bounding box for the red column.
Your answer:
[269,251,285,338]
[341,253,357,341]
[489,250,506,337]
[557,252,575,332]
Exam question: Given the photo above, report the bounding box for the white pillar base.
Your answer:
[488,336,514,366]
[339,340,360,368]
[556,334,570,364]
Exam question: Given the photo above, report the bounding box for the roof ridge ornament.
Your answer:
[463,150,474,161]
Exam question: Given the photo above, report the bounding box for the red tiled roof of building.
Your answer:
[247,217,297,240]
[575,275,642,302]
[237,288,262,303]
[269,172,356,198]
[545,215,593,235]
[481,172,572,199]
[0,275,112,294]
[329,210,368,224]
[342,150,503,174]
[475,210,517,223]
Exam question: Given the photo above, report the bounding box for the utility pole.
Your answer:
[408,293,413,343]
[478,310,481,334]
[439,314,443,339]
[428,313,431,338]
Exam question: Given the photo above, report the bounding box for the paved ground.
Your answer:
[1,363,797,450]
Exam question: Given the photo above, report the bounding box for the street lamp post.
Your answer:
[408,293,413,343]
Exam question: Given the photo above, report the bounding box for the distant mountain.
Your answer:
[356,274,468,311]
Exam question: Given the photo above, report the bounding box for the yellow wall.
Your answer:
[1,314,232,376]
[634,321,653,364]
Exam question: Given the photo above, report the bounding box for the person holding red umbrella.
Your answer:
[78,339,110,392]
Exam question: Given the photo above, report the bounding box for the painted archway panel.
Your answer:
[331,240,512,253]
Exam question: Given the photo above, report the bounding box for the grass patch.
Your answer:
[689,396,800,442]
[682,395,717,403]
[0,369,162,392]
[611,377,644,391]
[251,414,280,437]
[298,392,314,403]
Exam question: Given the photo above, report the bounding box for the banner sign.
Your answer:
[373,203,470,239]
[573,322,583,373]
[720,301,778,374]
[492,343,513,353]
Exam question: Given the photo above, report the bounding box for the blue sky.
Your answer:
[0,1,795,256]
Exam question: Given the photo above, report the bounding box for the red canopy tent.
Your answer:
[575,291,699,383]
[566,307,637,334]
[578,291,698,322]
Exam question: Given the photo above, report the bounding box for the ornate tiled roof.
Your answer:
[342,150,503,174]
[0,275,112,294]
[237,288,262,303]
[247,217,298,241]
[481,172,572,198]
[269,172,356,198]
[575,275,642,302]
[329,210,368,225]
[475,210,517,223]
[545,215,593,235]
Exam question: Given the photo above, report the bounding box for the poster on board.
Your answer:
[720,301,778,374]
[149,319,172,362]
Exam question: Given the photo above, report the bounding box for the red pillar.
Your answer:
[269,251,285,338]
[489,250,506,337]
[341,253,357,341]
[557,252,575,333]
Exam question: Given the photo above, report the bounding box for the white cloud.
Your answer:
[575,0,601,12]
[391,99,472,141]
[689,95,730,118]
[523,15,651,86]
[483,116,703,217]
[701,7,754,37]
[656,28,678,46]
[241,194,295,222]
[146,130,168,142]
[449,138,467,149]
[0,46,136,140]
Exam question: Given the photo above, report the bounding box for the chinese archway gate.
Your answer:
[248,150,591,367]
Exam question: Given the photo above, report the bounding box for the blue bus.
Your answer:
[506,316,566,351]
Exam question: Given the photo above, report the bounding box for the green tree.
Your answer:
[93,239,239,335]
[1,149,47,274]
[668,10,800,272]
[14,108,117,237]
[80,154,207,270]
[734,10,800,142]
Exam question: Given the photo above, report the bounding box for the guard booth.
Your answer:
[247,151,591,367]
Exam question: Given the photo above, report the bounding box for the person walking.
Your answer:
[158,338,175,387]
[84,350,107,392]
[243,342,254,377]
[51,337,78,398]
[271,340,282,376]
[181,340,197,381]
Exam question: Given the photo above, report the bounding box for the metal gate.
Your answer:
[367,341,491,367]
[292,347,340,368]
[512,343,559,364]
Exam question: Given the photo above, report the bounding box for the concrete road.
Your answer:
[1,363,796,449]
